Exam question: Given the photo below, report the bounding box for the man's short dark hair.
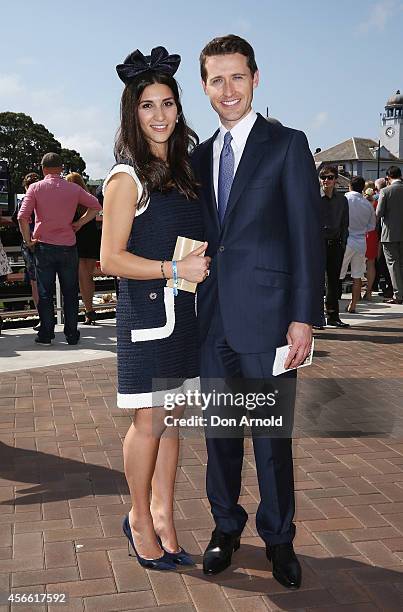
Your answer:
[386,165,402,179]
[200,34,258,82]
[350,176,365,193]
[41,152,63,168]
[319,165,338,179]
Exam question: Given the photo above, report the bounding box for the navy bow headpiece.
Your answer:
[116,46,181,84]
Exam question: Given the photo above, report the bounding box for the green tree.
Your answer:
[60,147,88,181]
[0,112,88,192]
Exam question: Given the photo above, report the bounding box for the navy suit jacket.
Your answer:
[192,113,325,353]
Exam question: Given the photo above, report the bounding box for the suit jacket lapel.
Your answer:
[200,130,220,231]
[222,114,270,225]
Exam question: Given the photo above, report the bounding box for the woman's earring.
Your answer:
[175,117,179,124]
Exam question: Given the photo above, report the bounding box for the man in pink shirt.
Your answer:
[18,152,101,345]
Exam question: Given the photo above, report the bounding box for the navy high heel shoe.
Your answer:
[122,516,176,570]
[156,535,196,566]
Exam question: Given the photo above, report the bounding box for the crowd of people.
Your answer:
[319,164,403,329]
[1,160,401,339]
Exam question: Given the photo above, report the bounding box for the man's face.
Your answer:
[320,173,336,194]
[202,53,259,129]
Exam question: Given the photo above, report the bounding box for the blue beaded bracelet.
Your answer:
[172,260,178,296]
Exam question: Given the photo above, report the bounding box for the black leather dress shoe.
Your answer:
[266,543,301,589]
[203,528,241,574]
[326,318,350,328]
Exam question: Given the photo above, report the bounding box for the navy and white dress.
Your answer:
[103,164,203,408]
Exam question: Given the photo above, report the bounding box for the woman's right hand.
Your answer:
[177,242,211,283]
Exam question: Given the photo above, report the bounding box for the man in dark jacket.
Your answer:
[320,165,349,328]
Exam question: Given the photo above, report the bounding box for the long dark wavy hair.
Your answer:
[114,72,199,208]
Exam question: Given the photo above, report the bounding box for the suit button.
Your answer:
[149,292,157,300]
[218,246,225,252]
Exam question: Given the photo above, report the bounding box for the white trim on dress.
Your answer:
[117,376,200,409]
[102,163,150,216]
[131,287,175,343]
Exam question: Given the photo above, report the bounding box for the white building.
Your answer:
[314,90,403,181]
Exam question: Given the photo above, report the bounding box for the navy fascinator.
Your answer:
[116,46,181,84]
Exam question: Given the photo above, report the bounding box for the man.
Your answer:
[373,177,393,298]
[18,152,101,345]
[320,166,349,328]
[376,166,403,304]
[339,176,376,313]
[192,35,324,589]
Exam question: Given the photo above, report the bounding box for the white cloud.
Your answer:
[58,133,113,179]
[357,0,403,32]
[0,74,24,97]
[311,111,328,130]
[0,72,116,178]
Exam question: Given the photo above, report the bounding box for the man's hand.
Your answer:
[25,239,37,251]
[284,322,312,369]
[72,219,83,233]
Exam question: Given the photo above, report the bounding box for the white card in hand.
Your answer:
[272,338,315,376]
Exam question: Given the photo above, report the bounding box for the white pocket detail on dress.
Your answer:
[131,287,175,343]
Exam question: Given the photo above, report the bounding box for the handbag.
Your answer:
[0,237,12,276]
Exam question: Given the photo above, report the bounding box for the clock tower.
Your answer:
[380,90,403,159]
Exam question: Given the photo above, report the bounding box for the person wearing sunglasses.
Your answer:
[320,166,349,328]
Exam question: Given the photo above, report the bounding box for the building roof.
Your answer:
[314,137,398,162]
[386,90,403,108]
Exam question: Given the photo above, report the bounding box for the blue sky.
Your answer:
[1,0,402,178]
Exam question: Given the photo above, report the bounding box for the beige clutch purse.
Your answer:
[166,236,205,293]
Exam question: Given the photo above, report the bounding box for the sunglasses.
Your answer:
[320,175,336,181]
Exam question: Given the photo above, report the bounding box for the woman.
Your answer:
[0,211,12,334]
[66,172,101,325]
[363,180,378,301]
[101,47,209,571]
[12,173,41,321]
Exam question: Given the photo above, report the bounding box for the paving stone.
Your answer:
[148,571,190,605]
[354,540,401,566]
[13,532,43,559]
[76,550,110,580]
[12,566,78,587]
[265,588,338,609]
[83,591,156,611]
[314,531,359,556]
[346,505,388,528]
[44,541,76,568]
[111,559,151,592]
[187,584,233,611]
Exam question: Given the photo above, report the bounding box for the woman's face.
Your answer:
[137,83,178,154]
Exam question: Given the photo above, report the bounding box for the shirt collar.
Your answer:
[321,188,338,199]
[391,178,402,184]
[44,173,62,180]
[217,109,257,151]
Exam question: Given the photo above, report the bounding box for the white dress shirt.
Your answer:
[213,109,257,204]
[345,191,376,254]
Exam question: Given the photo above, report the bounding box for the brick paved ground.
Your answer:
[0,317,403,611]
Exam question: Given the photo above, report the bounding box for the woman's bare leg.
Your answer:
[151,405,185,552]
[79,258,96,312]
[123,407,168,559]
[365,259,376,298]
[350,278,362,310]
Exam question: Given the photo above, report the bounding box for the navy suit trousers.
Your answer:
[200,304,297,545]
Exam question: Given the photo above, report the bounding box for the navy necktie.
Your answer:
[217,131,234,225]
